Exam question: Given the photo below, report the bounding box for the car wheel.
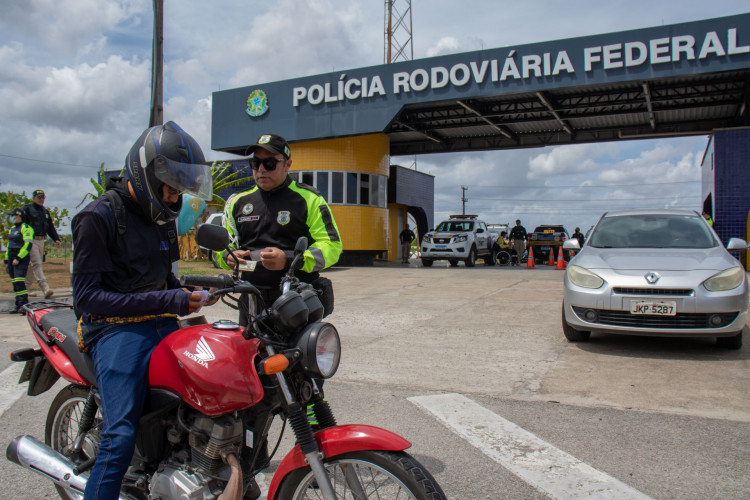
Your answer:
[465,247,476,267]
[716,331,742,349]
[421,258,433,267]
[562,303,591,342]
[448,260,459,267]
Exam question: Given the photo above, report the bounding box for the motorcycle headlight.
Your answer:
[703,267,745,292]
[454,234,468,243]
[295,322,341,378]
[567,265,605,289]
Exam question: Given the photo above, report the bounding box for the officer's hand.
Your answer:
[12,259,18,266]
[259,247,287,271]
[225,249,251,268]
[55,240,62,248]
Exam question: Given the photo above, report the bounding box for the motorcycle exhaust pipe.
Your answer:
[5,434,123,499]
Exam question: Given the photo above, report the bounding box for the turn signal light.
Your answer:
[260,354,289,375]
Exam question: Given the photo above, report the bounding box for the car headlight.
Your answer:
[703,267,745,292]
[567,265,605,289]
[422,234,432,243]
[454,234,468,243]
[530,234,537,240]
[295,322,341,378]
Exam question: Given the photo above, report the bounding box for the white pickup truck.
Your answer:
[420,215,499,267]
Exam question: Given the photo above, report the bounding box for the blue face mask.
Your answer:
[9,216,18,223]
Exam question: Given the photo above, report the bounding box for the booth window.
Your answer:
[292,170,387,208]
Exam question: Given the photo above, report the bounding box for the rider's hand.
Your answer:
[259,247,287,271]
[204,288,219,306]
[187,290,209,313]
[225,249,251,268]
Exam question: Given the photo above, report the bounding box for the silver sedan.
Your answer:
[561,209,748,349]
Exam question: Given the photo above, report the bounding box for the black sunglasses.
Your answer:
[250,157,285,171]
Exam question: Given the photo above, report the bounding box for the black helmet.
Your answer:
[125,121,212,225]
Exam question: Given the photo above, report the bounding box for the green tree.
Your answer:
[207,160,254,210]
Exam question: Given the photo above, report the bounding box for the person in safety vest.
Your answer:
[217,133,342,324]
[71,121,216,499]
[5,208,34,313]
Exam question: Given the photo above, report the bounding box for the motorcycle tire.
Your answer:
[276,449,446,500]
[45,384,101,499]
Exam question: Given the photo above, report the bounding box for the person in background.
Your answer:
[702,212,714,226]
[72,121,216,499]
[572,227,585,247]
[508,219,527,261]
[5,208,34,313]
[399,226,416,263]
[23,189,62,298]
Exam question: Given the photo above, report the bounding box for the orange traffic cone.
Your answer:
[547,248,556,266]
[555,246,567,270]
[526,246,535,268]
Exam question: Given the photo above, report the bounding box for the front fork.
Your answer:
[267,346,344,500]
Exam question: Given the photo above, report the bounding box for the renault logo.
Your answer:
[644,272,660,284]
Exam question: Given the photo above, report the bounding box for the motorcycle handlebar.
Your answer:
[180,274,235,289]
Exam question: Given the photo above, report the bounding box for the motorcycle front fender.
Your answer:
[267,424,411,499]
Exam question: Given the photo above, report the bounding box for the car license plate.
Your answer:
[630,300,676,316]
[435,245,447,249]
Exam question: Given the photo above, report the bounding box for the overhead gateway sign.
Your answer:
[212,14,750,150]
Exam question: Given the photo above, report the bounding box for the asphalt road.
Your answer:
[1,263,748,499]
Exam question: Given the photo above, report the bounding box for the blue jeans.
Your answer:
[84,317,178,500]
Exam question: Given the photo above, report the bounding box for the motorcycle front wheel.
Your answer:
[45,384,101,499]
[276,449,446,500]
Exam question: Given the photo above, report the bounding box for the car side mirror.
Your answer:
[563,239,580,250]
[726,238,748,251]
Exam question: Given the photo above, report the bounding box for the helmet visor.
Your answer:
[152,155,213,201]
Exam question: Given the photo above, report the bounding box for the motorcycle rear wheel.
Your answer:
[276,449,446,499]
[45,384,101,499]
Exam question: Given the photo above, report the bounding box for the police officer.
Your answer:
[508,219,528,261]
[72,122,214,499]
[217,133,342,323]
[5,208,34,313]
[23,189,61,298]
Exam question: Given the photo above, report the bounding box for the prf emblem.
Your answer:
[277,211,291,225]
[242,203,254,215]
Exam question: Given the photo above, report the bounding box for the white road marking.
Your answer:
[409,393,653,500]
[0,363,26,417]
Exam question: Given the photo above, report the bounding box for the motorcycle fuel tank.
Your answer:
[149,322,264,416]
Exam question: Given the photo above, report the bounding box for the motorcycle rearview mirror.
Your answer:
[288,237,308,271]
[195,223,230,251]
[195,223,242,278]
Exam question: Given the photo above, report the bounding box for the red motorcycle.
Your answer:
[6,224,446,500]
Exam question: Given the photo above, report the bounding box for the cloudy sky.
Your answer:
[1,0,747,234]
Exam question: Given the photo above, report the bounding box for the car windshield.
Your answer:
[589,214,717,249]
[436,221,474,232]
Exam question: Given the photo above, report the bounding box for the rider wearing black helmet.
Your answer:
[72,121,214,499]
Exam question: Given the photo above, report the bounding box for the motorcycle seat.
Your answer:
[40,309,97,386]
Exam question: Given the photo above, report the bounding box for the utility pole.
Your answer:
[461,186,469,215]
[149,0,164,127]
